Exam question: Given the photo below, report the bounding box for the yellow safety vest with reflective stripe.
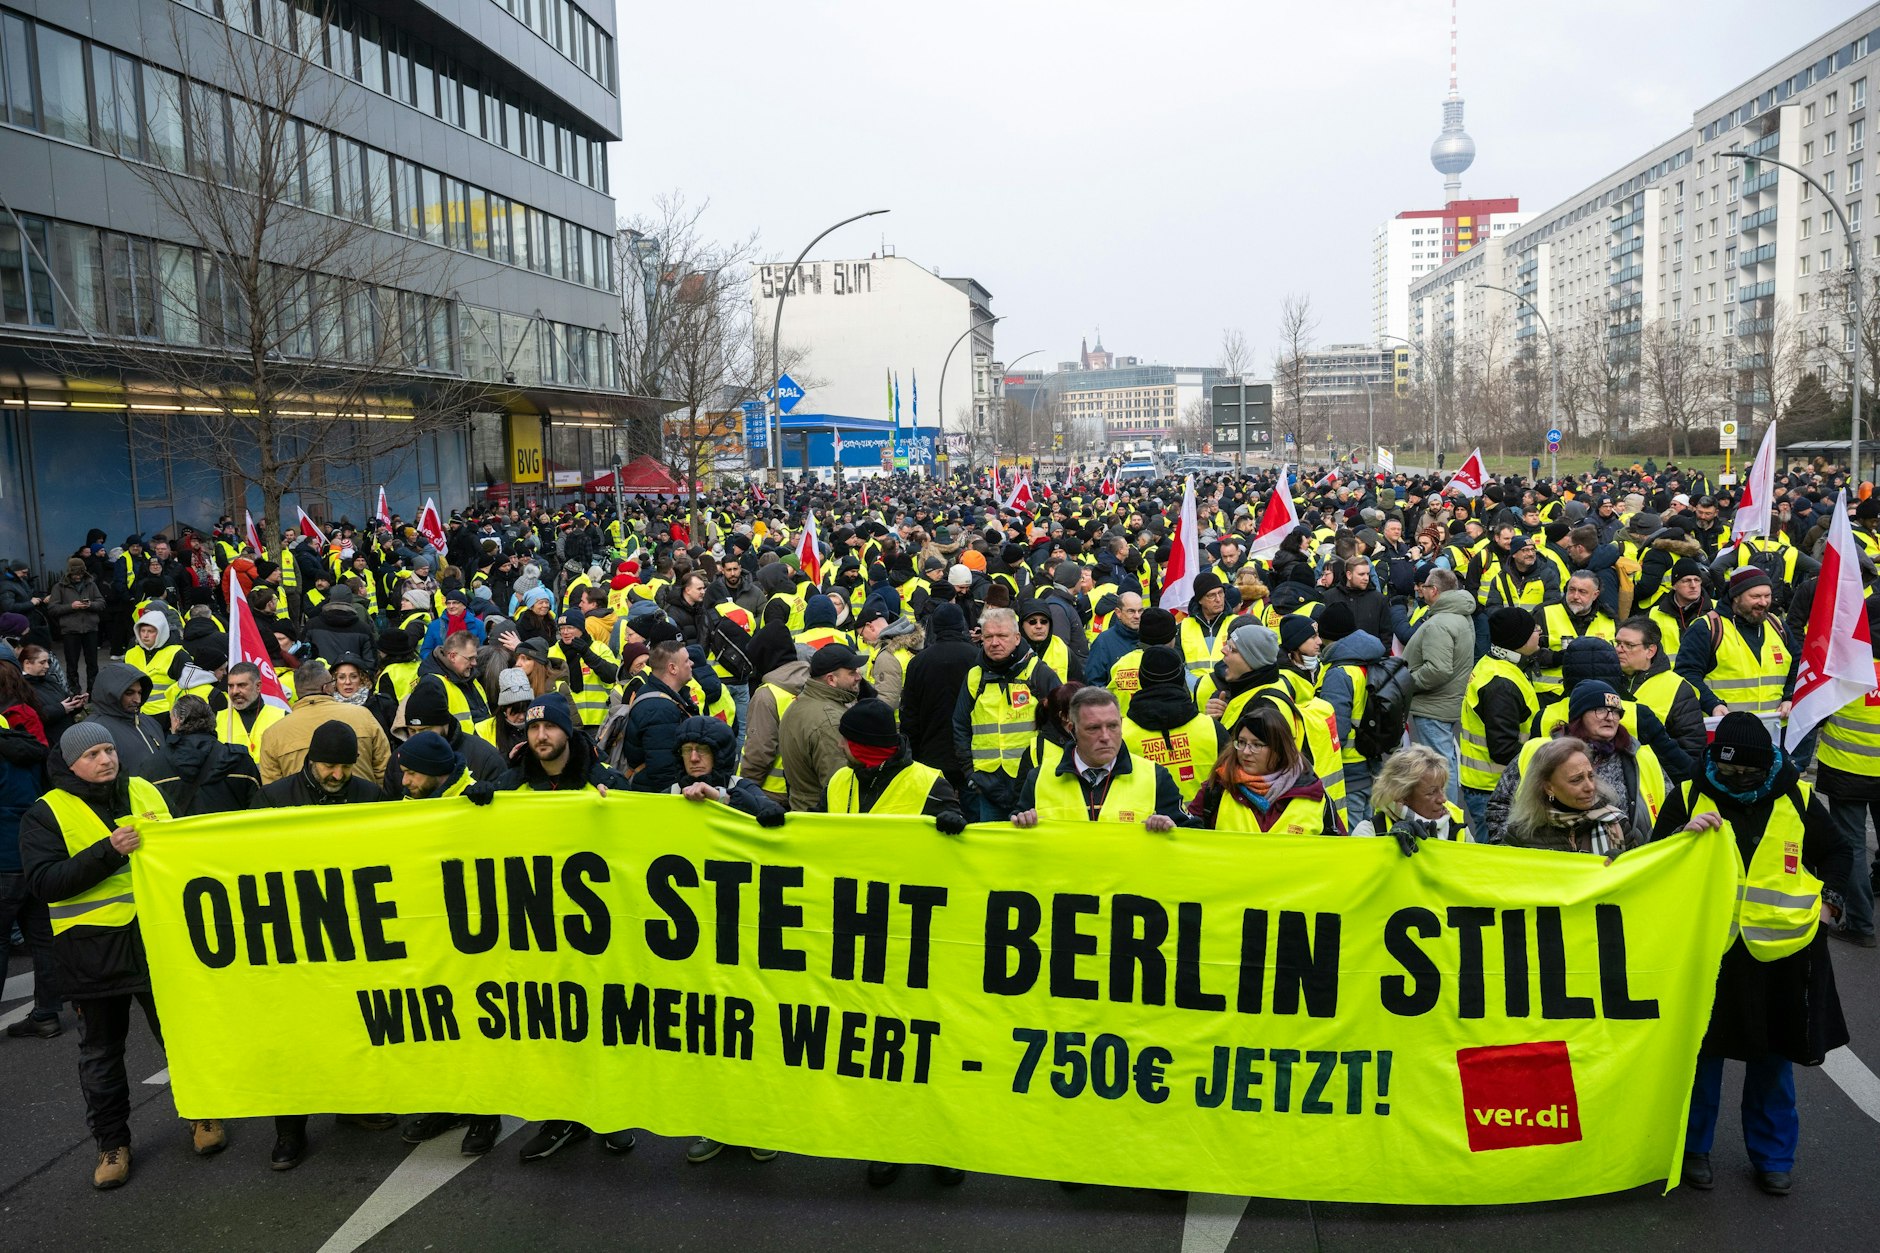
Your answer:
[216,702,285,758]
[1122,712,1220,803]
[553,639,618,727]
[1029,741,1158,823]
[1816,663,1880,773]
[1684,781,1821,962]
[279,549,300,597]
[824,761,942,815]
[690,679,735,727]
[1027,633,1069,683]
[1514,735,1668,826]
[967,656,1042,778]
[1194,672,1261,732]
[1648,603,1699,663]
[40,778,171,935]
[1246,683,1345,810]
[759,683,795,798]
[1535,604,1616,697]
[1732,538,1799,582]
[123,644,183,715]
[378,660,420,703]
[1329,661,1368,765]
[1107,648,1147,718]
[1459,656,1538,791]
[767,591,806,633]
[1707,615,1791,714]
[1177,615,1230,680]
[1213,791,1332,836]
[1477,561,1548,608]
[440,678,497,744]
[795,626,854,652]
[1631,668,1698,736]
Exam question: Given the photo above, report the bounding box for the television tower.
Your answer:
[1429,0,1475,201]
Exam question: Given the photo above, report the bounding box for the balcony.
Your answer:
[1516,257,1540,277]
[1742,167,1781,196]
[1609,291,1644,312]
[1737,317,1773,335]
[1745,130,1782,157]
[1739,242,1777,269]
[1609,263,1645,285]
[1609,237,1645,261]
[1742,278,1777,301]
[1610,208,1644,232]
[1743,205,1779,230]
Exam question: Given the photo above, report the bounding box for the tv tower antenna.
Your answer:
[1430,0,1475,201]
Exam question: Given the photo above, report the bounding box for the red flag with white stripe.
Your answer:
[1785,489,1877,750]
[1246,466,1302,562]
[796,510,822,585]
[417,497,447,552]
[1005,474,1033,511]
[228,575,290,710]
[1732,422,1779,541]
[295,506,328,549]
[243,510,264,556]
[1158,476,1199,612]
[1444,448,1488,499]
[375,485,393,530]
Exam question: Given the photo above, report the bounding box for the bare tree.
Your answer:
[1734,295,1804,435]
[48,8,477,533]
[1809,267,1878,445]
[1217,328,1254,380]
[1175,397,1213,453]
[1642,321,1725,459]
[1271,294,1317,458]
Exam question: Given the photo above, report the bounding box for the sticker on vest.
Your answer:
[1011,690,1031,709]
[1784,840,1799,875]
[1117,810,1136,822]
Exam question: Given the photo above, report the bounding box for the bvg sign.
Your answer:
[508,415,545,484]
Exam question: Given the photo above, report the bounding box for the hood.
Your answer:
[759,657,812,692]
[1430,589,1477,617]
[92,661,152,712]
[1127,682,1199,732]
[1324,631,1387,665]
[163,732,243,777]
[320,601,361,627]
[802,595,839,629]
[1651,536,1706,559]
[756,562,796,595]
[137,610,171,648]
[673,715,738,784]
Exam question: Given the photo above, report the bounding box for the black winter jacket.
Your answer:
[139,732,261,815]
[20,767,160,996]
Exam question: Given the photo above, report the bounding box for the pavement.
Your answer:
[3,940,1879,1252]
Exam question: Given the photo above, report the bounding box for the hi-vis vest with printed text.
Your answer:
[41,778,171,934]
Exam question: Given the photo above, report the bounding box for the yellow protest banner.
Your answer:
[131,796,1738,1203]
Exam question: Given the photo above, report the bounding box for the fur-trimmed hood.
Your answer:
[1651,536,1706,560]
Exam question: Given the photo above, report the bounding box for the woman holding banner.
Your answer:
[1187,707,1344,835]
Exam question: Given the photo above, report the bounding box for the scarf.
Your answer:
[845,739,897,769]
[1228,761,1301,813]
[336,688,371,707]
[1487,644,1525,665]
[1703,752,1785,806]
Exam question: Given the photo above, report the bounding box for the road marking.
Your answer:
[0,1002,32,1029]
[144,1068,170,1085]
[316,1116,524,1253]
[1823,1046,1880,1125]
[3,971,31,1001]
[1182,1192,1250,1253]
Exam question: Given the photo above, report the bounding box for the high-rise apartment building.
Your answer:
[1372,198,1528,344]
[0,0,630,565]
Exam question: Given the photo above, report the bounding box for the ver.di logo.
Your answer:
[1456,1041,1583,1152]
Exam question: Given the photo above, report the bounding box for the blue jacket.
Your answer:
[1083,620,1141,689]
[1318,631,1387,747]
[622,675,698,793]
[420,610,487,655]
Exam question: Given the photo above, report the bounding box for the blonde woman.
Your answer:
[1501,737,1647,856]
[1354,744,1468,847]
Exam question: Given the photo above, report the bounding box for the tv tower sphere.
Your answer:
[1431,99,1475,177]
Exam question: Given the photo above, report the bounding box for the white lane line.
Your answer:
[1182,1192,1251,1253]
[143,1068,169,1086]
[3,971,31,1001]
[316,1116,525,1253]
[1823,1046,1880,1124]
[0,1002,32,1029]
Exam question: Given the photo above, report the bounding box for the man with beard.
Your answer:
[1676,568,1795,719]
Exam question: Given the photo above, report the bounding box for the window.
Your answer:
[1829,90,1839,115]
[50,221,105,333]
[419,167,443,244]
[1802,291,1813,313]
[1803,217,1813,238]
[1857,77,1868,109]
[1802,254,1813,276]
[304,125,333,212]
[1823,248,1834,270]
[90,47,140,157]
[1804,140,1816,163]
[1827,130,1839,156]
[156,243,198,344]
[487,195,510,264]
[332,137,362,219]
[143,66,184,169]
[1806,102,1818,124]
[34,25,87,143]
[1856,120,1867,151]
[365,148,394,231]
[1855,160,1866,192]
[1,15,34,128]
[467,185,488,255]
[188,83,228,181]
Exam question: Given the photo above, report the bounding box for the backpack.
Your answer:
[708,613,756,684]
[1351,656,1414,759]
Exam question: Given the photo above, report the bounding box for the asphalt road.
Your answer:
[3,942,1877,1252]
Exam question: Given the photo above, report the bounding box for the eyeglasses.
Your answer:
[1613,638,1646,652]
[1233,739,1266,755]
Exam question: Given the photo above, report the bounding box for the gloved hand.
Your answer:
[465,780,500,806]
[935,810,967,836]
[757,808,786,829]
[1393,826,1422,858]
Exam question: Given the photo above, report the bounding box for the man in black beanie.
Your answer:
[1656,711,1848,1197]
[1457,607,1540,837]
[1106,605,1178,718]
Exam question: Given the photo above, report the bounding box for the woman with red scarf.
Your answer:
[1189,706,1344,835]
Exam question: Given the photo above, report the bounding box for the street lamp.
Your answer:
[766,209,890,478]
[1002,349,1042,466]
[937,316,1003,478]
[1378,332,1437,465]
[1476,283,1558,474]
[1724,150,1865,485]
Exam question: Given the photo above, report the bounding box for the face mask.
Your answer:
[1298,656,1321,673]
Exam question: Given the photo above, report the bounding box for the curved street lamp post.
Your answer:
[936,316,1003,478]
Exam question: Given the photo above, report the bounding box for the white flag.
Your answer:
[1785,490,1877,750]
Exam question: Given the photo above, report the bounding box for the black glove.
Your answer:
[935,810,967,836]
[757,808,786,828]
[465,780,500,806]
[1393,825,1422,858]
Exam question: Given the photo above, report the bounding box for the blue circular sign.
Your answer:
[1545,428,1562,443]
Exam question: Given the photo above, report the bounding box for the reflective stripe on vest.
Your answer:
[1122,712,1217,803]
[1178,615,1228,677]
[825,761,941,815]
[40,778,170,933]
[379,660,420,703]
[1688,783,1821,961]
[761,683,795,796]
[1817,667,1880,769]
[1029,742,1158,823]
[554,641,617,727]
[968,657,1040,775]
[1459,656,1538,791]
[1708,616,1790,713]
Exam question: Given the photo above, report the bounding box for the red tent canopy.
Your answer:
[586,456,694,495]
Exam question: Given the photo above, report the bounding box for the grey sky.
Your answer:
[615,0,1864,373]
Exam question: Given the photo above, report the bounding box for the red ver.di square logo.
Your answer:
[1456,1041,1584,1152]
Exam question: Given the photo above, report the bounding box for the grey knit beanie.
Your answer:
[60,721,116,763]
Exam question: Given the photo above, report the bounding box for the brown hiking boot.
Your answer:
[93,1146,131,1189]
[190,1119,228,1156]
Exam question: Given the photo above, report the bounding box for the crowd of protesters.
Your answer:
[2,450,1876,1197]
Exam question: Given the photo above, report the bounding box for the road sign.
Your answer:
[771,373,805,415]
[741,401,766,450]
[1547,440,1559,453]
[1719,419,1739,450]
[1376,447,1395,473]
[1546,428,1562,444]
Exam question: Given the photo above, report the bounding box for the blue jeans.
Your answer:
[1687,1054,1797,1173]
[1461,787,1493,842]
[1823,792,1876,938]
[1412,717,1461,804]
[725,683,751,755]
[1343,758,1375,832]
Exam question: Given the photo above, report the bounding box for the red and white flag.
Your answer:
[417,497,447,552]
[1158,476,1199,612]
[228,576,290,710]
[859,480,869,511]
[1246,466,1302,562]
[1099,473,1117,499]
[1005,474,1033,511]
[751,479,768,506]
[1444,448,1488,498]
[295,506,328,549]
[374,485,393,530]
[1785,490,1876,751]
[243,510,264,556]
[796,510,822,586]
[1732,422,1779,541]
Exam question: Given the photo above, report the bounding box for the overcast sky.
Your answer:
[614,0,1866,373]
